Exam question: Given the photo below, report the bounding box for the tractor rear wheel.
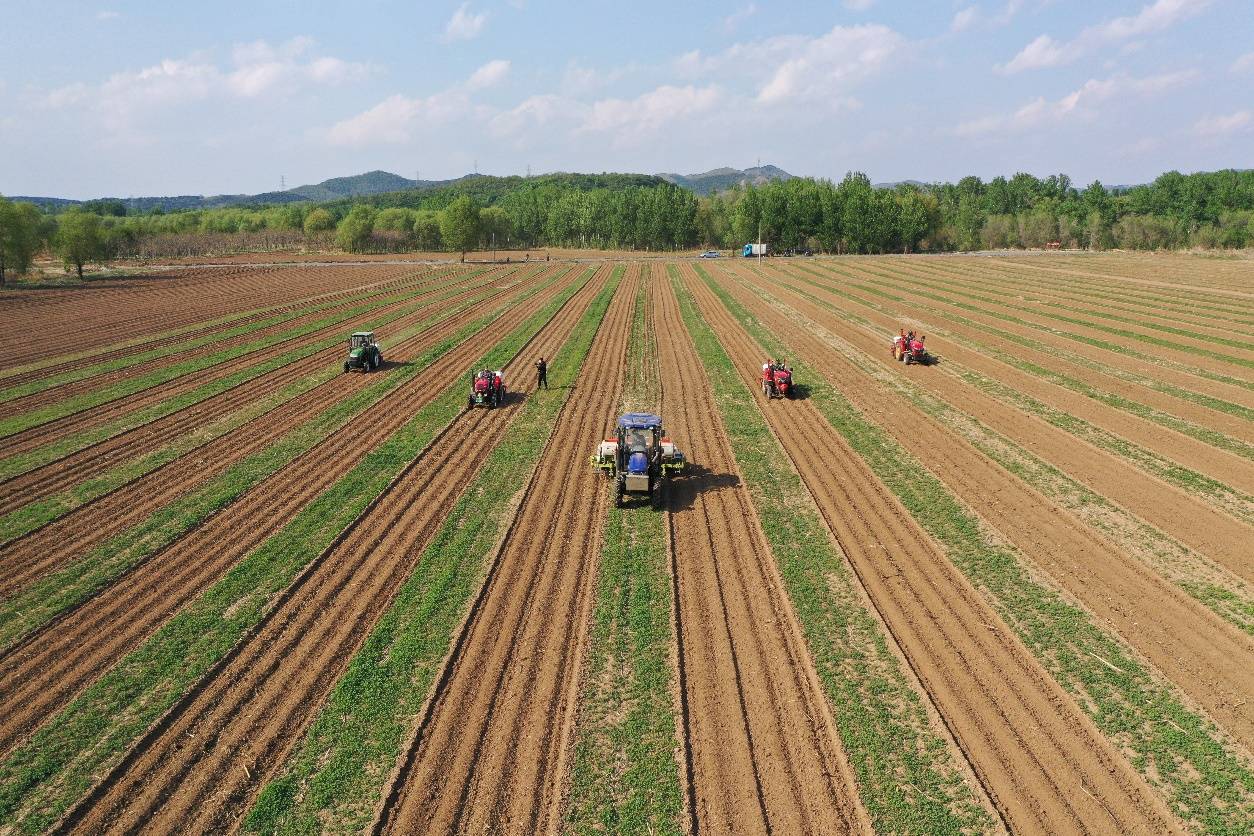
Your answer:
[615,478,625,508]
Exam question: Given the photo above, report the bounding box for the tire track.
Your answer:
[0,265,550,598]
[681,263,1182,835]
[721,262,1254,751]
[53,266,612,836]
[764,263,1254,578]
[373,268,637,835]
[655,265,871,836]
[0,266,584,759]
[0,267,499,455]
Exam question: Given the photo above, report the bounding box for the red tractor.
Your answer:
[761,361,794,399]
[892,331,930,366]
[468,368,506,408]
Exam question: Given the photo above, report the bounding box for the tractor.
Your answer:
[468,368,506,409]
[591,413,686,508]
[761,362,794,399]
[904,336,929,366]
[344,332,382,373]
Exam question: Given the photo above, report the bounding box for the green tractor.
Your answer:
[344,331,382,373]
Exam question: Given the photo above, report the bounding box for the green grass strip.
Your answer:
[566,277,683,836]
[0,269,497,483]
[677,265,991,834]
[729,269,1254,636]
[0,267,595,834]
[775,266,1254,516]
[0,268,453,405]
[695,265,1254,835]
[0,270,559,651]
[845,263,1254,425]
[0,281,461,441]
[0,288,484,547]
[242,267,620,835]
[805,268,1254,462]
[807,261,1254,394]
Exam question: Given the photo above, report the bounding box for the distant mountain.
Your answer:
[658,165,794,195]
[873,179,928,190]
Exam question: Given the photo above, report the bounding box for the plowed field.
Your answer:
[1,253,1249,835]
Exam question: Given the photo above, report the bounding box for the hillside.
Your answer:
[658,165,794,195]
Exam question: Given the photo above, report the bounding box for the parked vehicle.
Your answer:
[699,250,721,258]
[742,243,768,257]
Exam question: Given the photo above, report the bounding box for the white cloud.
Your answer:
[467,59,510,90]
[956,70,1197,135]
[1193,110,1252,137]
[843,0,875,9]
[722,4,757,33]
[583,84,720,135]
[443,3,488,42]
[951,6,979,33]
[1001,0,1211,72]
[96,10,119,21]
[1232,52,1254,73]
[681,24,902,105]
[491,94,579,139]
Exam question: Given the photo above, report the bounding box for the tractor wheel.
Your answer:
[653,475,666,509]
[344,363,350,373]
[614,479,625,508]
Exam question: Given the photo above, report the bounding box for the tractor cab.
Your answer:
[344,332,382,373]
[591,413,685,508]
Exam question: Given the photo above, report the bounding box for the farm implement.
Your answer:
[468,368,506,408]
[344,331,382,373]
[761,361,794,399]
[892,332,931,366]
[591,413,685,508]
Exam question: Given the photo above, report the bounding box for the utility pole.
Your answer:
[758,217,763,265]
[280,174,286,191]
[526,164,531,178]
[492,231,496,262]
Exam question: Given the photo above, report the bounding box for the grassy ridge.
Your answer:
[242,267,621,835]
[0,268,496,483]
[673,265,991,834]
[0,269,561,652]
[0,268,447,405]
[0,276,499,547]
[0,267,595,834]
[566,273,683,836]
[696,265,1254,835]
[775,265,1254,521]
[730,268,1254,635]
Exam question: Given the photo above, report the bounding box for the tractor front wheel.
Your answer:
[614,479,625,508]
[344,363,350,373]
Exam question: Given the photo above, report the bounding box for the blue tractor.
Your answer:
[591,413,686,508]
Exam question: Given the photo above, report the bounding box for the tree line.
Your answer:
[2,168,1252,281]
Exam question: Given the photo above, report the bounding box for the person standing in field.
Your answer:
[536,356,548,390]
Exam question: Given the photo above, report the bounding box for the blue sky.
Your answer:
[1,0,1250,198]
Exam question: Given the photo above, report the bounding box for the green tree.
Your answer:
[440,196,481,262]
[55,210,109,278]
[413,211,442,250]
[302,208,336,235]
[479,206,512,250]
[0,198,43,286]
[335,205,376,253]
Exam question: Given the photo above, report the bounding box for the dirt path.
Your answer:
[655,266,871,835]
[761,265,1254,579]
[0,267,587,760]
[720,262,1254,751]
[53,267,612,836]
[681,264,1182,834]
[373,270,637,835]
[0,266,554,599]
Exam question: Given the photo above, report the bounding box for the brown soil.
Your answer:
[0,265,554,600]
[372,268,638,835]
[52,266,612,835]
[654,265,871,835]
[0,265,584,760]
[681,262,1182,834]
[719,260,1254,752]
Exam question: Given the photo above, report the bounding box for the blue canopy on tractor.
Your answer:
[617,413,663,430]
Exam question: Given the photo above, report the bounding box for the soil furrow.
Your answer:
[655,266,871,836]
[374,269,637,835]
[682,263,1182,835]
[0,266,549,597]
[763,264,1254,578]
[721,262,1254,751]
[0,267,500,455]
[0,266,583,759]
[54,266,611,836]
